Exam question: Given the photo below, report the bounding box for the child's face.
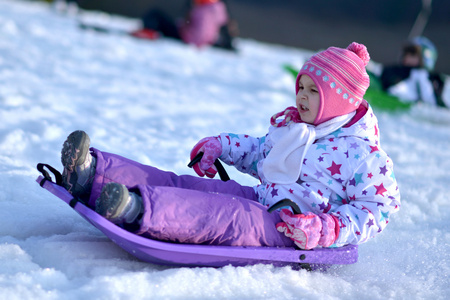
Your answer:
[296,75,320,124]
[402,53,421,67]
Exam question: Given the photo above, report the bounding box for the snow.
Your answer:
[1,0,449,299]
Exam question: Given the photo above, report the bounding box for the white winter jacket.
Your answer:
[218,103,401,247]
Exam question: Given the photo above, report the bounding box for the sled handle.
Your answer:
[36,163,63,186]
[267,199,302,215]
[188,152,230,182]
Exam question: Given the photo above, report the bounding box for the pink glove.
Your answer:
[190,136,222,178]
[276,209,340,250]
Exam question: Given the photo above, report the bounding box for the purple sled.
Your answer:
[37,175,358,269]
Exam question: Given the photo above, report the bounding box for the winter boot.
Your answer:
[95,182,143,225]
[61,130,96,200]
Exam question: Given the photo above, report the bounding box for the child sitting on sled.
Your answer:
[61,42,400,250]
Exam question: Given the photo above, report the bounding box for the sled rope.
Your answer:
[188,152,230,182]
[267,198,302,214]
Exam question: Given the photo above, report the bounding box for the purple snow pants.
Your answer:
[88,148,295,248]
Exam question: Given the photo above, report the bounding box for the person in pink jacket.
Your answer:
[61,42,400,250]
[131,0,234,50]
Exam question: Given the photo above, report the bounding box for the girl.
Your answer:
[61,42,400,249]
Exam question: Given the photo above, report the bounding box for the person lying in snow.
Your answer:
[60,42,400,250]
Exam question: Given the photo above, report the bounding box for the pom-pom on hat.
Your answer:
[296,42,371,125]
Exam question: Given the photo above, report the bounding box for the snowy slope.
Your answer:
[0,0,449,299]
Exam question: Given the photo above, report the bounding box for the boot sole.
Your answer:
[61,130,90,194]
[96,183,131,222]
[61,130,90,171]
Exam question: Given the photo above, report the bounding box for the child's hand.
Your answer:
[276,209,339,250]
[190,137,222,178]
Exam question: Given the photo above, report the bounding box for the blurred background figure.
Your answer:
[380,36,447,108]
[131,0,237,51]
[52,0,79,15]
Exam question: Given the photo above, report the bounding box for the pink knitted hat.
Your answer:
[296,42,371,125]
